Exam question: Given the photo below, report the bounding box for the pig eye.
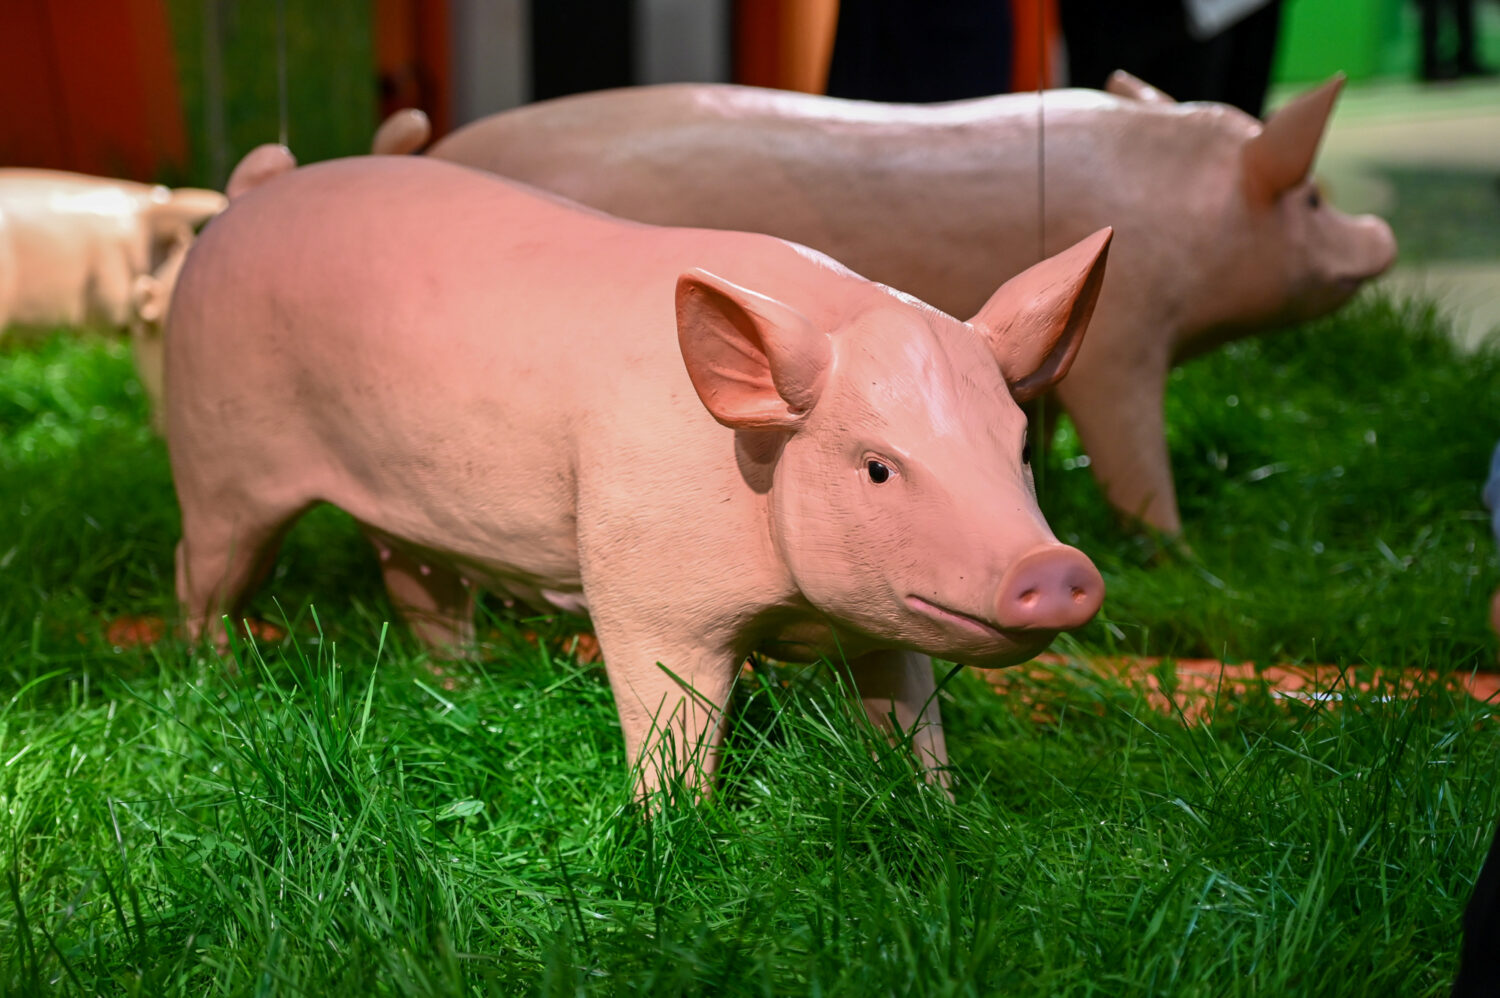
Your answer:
[866,459,892,484]
[1022,433,1032,466]
[1306,187,1322,210]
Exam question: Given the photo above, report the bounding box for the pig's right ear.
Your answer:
[676,269,831,431]
[969,228,1112,402]
[1242,74,1343,203]
[1104,70,1176,104]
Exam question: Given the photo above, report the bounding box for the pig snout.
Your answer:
[1351,214,1397,281]
[1329,214,1397,292]
[993,545,1104,632]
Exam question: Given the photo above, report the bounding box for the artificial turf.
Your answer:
[1,291,1497,995]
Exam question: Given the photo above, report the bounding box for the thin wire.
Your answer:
[1035,0,1046,264]
[276,0,289,147]
[1033,0,1049,495]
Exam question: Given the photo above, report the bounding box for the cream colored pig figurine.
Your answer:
[168,150,1109,793]
[377,72,1396,535]
[0,169,226,329]
[0,168,226,423]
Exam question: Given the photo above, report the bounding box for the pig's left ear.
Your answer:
[1243,74,1343,203]
[1104,70,1176,104]
[970,228,1112,402]
[677,268,831,430]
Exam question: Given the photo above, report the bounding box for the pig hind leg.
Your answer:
[176,496,309,645]
[365,531,476,653]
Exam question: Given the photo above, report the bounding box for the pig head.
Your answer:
[384,74,1395,536]
[1063,72,1397,531]
[0,169,227,428]
[168,151,1108,793]
[0,169,226,330]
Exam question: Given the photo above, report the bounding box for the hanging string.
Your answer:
[1035,0,1046,265]
[1033,0,1049,495]
[204,0,228,187]
[276,0,289,148]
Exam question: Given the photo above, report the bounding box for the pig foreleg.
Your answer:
[592,618,741,799]
[1056,350,1180,536]
[852,649,951,783]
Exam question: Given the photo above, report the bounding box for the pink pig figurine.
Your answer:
[376,71,1396,536]
[167,150,1109,793]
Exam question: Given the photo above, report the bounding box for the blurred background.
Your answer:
[0,0,1495,338]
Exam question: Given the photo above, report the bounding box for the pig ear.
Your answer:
[1243,74,1343,203]
[372,108,431,155]
[226,144,298,200]
[970,228,1112,402]
[1104,70,1176,104]
[143,187,228,238]
[131,274,164,323]
[676,268,831,431]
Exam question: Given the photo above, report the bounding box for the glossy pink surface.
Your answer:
[166,152,1109,791]
[382,73,1396,534]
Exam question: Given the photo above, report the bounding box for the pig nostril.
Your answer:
[995,546,1104,630]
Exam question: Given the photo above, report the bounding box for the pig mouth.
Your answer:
[905,595,1010,641]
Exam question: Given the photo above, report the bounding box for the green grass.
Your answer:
[1,291,1498,995]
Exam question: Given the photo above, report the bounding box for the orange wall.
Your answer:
[0,0,187,181]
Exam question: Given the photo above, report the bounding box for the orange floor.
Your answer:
[986,652,1500,724]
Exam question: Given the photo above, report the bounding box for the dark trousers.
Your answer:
[825,0,1014,102]
[1059,0,1283,117]
[1417,0,1479,76]
[1453,820,1500,997]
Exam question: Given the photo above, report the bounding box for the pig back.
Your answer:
[165,156,858,565]
[425,84,1220,322]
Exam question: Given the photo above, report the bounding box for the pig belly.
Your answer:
[233,392,588,599]
[169,318,589,613]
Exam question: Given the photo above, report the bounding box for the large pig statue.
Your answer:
[0,168,227,422]
[375,72,1396,535]
[168,150,1109,792]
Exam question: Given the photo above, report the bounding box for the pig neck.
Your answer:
[1167,220,1287,365]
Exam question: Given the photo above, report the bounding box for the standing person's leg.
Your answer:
[825,0,1012,102]
[1060,0,1213,99]
[1418,0,1457,79]
[1452,0,1487,73]
[1218,0,1284,117]
[1057,0,1113,89]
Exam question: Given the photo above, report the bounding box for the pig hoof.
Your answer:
[104,614,168,648]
